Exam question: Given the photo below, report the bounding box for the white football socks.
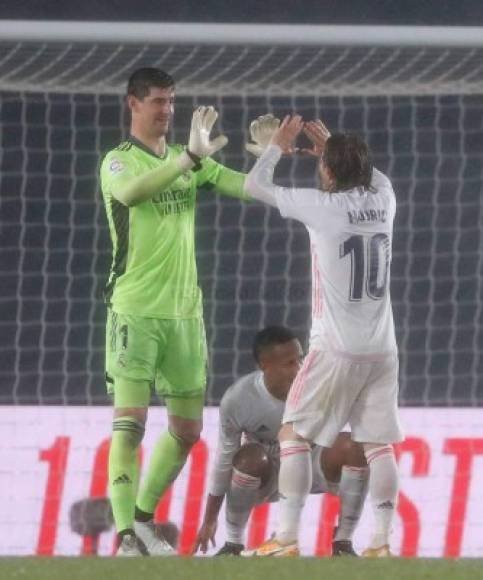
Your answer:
[225,468,261,544]
[364,445,399,549]
[334,466,369,541]
[276,440,312,545]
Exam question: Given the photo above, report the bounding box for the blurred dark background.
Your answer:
[1,0,482,25]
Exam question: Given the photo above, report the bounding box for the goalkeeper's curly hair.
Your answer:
[323,133,374,193]
[127,67,175,100]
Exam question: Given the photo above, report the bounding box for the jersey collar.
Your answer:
[257,372,285,405]
[128,135,169,160]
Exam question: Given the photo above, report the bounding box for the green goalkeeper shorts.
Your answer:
[105,309,208,399]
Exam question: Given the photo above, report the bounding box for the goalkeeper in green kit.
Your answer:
[100,68,267,556]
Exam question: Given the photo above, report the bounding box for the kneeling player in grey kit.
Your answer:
[193,326,369,556]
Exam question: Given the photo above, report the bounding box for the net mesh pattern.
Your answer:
[1,42,483,96]
[1,89,482,405]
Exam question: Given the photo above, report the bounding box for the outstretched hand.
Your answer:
[300,119,331,157]
[192,520,217,554]
[270,115,304,154]
[188,106,228,159]
[245,113,281,157]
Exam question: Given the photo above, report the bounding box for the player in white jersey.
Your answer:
[193,326,369,557]
[243,116,404,558]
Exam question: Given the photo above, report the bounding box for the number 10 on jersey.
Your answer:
[340,233,390,301]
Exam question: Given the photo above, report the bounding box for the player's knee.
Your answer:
[329,432,366,469]
[169,415,202,449]
[337,431,352,446]
[278,422,306,443]
[172,423,201,449]
[233,443,271,480]
[345,439,367,468]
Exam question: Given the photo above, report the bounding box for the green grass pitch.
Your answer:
[1,557,483,580]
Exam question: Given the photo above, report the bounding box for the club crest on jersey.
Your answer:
[109,158,125,175]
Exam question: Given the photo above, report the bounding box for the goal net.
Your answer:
[2,22,483,96]
[1,21,483,558]
[1,21,482,405]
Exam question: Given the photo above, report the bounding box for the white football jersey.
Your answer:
[246,145,398,360]
[208,371,285,496]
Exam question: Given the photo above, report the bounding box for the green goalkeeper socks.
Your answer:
[108,416,145,533]
[136,430,189,515]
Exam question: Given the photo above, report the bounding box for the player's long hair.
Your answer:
[323,133,375,193]
[127,67,175,100]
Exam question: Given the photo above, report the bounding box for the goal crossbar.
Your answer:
[1,21,483,47]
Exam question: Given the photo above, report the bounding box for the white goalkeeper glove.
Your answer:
[245,113,281,157]
[187,106,228,161]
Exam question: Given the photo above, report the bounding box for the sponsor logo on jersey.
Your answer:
[109,158,125,175]
[152,188,193,216]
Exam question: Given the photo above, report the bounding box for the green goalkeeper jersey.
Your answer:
[100,137,245,319]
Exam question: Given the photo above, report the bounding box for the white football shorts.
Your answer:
[283,349,404,447]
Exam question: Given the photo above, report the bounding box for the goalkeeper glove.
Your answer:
[187,106,228,162]
[245,113,281,157]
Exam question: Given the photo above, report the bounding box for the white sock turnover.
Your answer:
[225,468,261,545]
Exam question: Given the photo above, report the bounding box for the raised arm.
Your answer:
[304,119,392,195]
[195,113,285,202]
[244,114,304,207]
[200,163,249,201]
[103,151,195,207]
[104,106,227,207]
[244,144,283,207]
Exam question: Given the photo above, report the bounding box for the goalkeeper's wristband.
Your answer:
[186,148,203,171]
